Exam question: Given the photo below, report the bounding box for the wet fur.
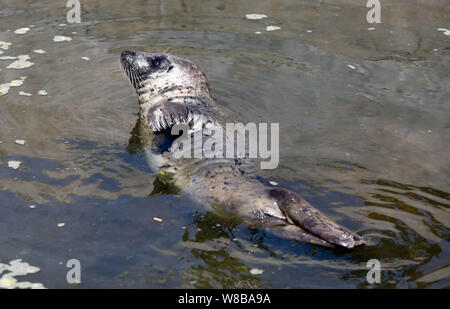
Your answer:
[120,50,364,248]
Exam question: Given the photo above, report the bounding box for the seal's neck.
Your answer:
[136,77,215,125]
[136,75,212,105]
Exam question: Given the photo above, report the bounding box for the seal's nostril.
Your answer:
[121,50,136,60]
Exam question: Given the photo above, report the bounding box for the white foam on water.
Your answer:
[7,161,22,169]
[246,14,267,20]
[0,259,46,289]
[52,35,72,42]
[266,26,281,32]
[14,27,30,34]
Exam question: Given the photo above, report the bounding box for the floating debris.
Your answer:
[57,222,65,228]
[14,27,30,35]
[0,41,12,50]
[29,205,36,209]
[7,161,21,169]
[32,49,46,54]
[6,55,34,69]
[153,217,163,222]
[437,28,450,36]
[0,259,46,289]
[347,64,357,70]
[81,56,90,61]
[0,86,9,96]
[15,139,26,145]
[19,91,32,96]
[266,26,281,32]
[58,23,67,27]
[306,30,313,33]
[368,27,375,31]
[269,181,278,186]
[38,90,48,96]
[254,31,262,34]
[0,78,26,96]
[245,14,267,20]
[0,56,18,60]
[249,268,264,275]
[0,276,15,288]
[52,35,72,42]
[9,79,24,87]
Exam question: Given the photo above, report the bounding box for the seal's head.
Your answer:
[120,50,220,132]
[120,50,211,104]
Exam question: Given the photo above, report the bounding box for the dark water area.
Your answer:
[0,0,449,288]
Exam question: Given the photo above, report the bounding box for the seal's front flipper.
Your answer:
[269,188,364,248]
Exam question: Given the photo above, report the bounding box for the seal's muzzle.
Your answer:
[120,50,173,91]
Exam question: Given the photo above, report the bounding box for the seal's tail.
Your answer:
[269,188,365,248]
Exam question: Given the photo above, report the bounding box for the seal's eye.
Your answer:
[145,55,167,73]
[152,59,160,67]
[151,56,166,68]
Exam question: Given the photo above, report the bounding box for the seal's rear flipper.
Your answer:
[269,188,365,248]
[269,225,335,248]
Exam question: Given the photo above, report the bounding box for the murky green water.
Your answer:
[0,0,449,288]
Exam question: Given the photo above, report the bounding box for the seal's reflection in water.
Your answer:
[340,180,446,288]
[180,211,268,288]
[127,117,181,196]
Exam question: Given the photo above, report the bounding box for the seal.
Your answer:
[120,50,364,248]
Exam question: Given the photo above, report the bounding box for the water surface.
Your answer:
[0,0,449,288]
